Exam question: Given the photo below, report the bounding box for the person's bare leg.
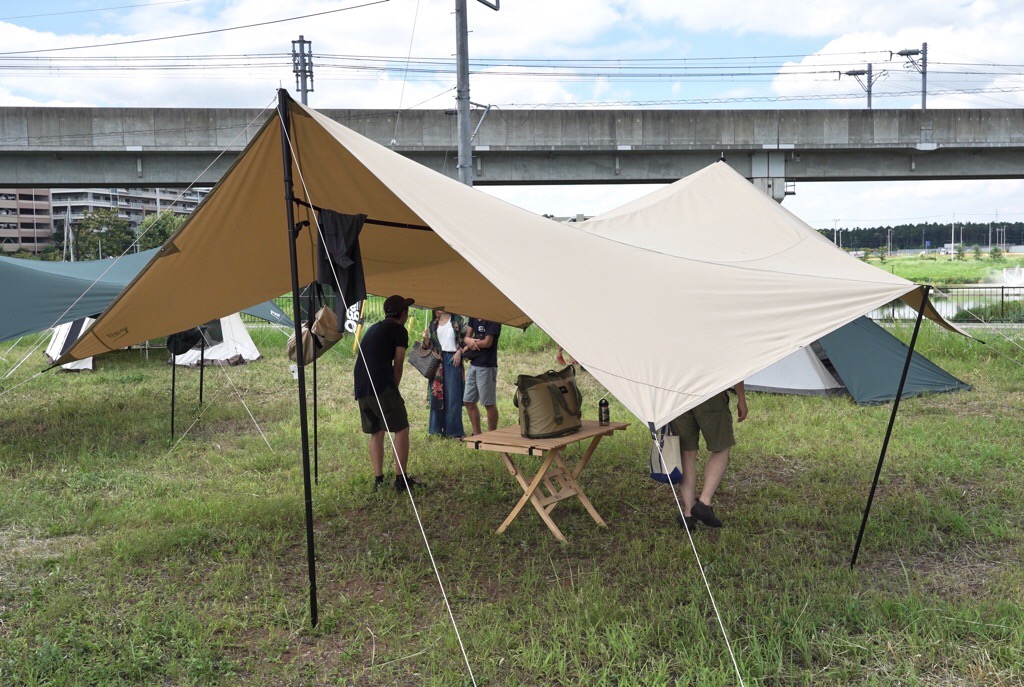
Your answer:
[484,404,499,432]
[369,431,385,477]
[680,450,698,516]
[698,448,730,506]
[393,427,410,474]
[465,402,481,435]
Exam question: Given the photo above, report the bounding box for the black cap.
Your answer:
[383,294,415,317]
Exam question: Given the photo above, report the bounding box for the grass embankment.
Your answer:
[1,321,1022,685]
[873,254,1023,285]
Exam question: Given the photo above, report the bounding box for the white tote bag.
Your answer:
[649,425,683,484]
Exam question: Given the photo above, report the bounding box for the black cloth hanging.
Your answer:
[316,209,367,332]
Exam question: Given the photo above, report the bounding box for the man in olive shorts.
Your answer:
[669,382,748,528]
[354,294,424,493]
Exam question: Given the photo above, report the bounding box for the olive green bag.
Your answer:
[513,365,584,439]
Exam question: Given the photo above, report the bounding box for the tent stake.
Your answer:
[851,285,932,568]
[278,88,319,626]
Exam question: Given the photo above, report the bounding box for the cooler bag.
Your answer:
[513,365,584,439]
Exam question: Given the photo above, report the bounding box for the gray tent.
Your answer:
[0,251,292,344]
[746,316,970,404]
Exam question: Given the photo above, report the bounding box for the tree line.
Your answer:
[816,221,1024,251]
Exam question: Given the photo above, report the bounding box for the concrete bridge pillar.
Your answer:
[750,151,789,203]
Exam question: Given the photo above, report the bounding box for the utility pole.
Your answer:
[292,36,314,105]
[832,219,839,246]
[894,42,927,109]
[455,0,500,187]
[842,63,883,109]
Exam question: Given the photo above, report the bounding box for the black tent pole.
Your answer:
[170,354,176,442]
[278,88,319,626]
[199,333,206,406]
[851,285,932,568]
[310,287,320,486]
[313,346,319,485]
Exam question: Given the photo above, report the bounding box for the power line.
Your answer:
[0,1,391,56]
[0,0,192,21]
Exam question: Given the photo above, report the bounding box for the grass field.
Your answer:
[871,254,1024,285]
[1,321,1022,686]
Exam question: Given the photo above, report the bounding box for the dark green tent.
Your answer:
[0,251,291,344]
[746,316,970,404]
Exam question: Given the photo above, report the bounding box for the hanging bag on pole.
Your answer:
[513,365,583,439]
[649,425,683,484]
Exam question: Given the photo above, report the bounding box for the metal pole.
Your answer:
[199,332,205,406]
[170,354,176,442]
[851,285,931,567]
[455,0,473,186]
[921,42,927,110]
[867,63,873,109]
[278,88,319,626]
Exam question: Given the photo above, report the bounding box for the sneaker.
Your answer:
[373,475,386,492]
[395,475,426,493]
[690,500,723,528]
[676,514,698,532]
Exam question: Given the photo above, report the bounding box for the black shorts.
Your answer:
[357,386,409,434]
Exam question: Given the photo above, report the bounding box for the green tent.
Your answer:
[746,316,970,404]
[0,251,292,344]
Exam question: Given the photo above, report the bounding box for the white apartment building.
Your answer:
[49,187,208,242]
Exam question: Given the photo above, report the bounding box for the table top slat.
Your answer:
[463,420,629,454]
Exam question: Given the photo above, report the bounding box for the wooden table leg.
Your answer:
[551,450,607,527]
[497,453,566,541]
[572,435,605,479]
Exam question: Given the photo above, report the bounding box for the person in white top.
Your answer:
[422,309,467,438]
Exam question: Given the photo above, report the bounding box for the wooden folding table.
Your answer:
[464,420,629,541]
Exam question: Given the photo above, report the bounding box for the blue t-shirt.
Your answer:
[353,318,409,399]
[466,318,501,368]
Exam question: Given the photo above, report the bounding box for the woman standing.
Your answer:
[424,309,466,438]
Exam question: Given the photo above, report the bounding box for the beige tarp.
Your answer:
[60,95,930,429]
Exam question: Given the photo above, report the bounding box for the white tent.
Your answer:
[746,345,844,397]
[169,313,261,367]
[58,94,942,430]
[45,318,95,372]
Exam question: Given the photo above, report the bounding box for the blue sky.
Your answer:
[3,0,1024,231]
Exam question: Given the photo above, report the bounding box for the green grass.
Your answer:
[875,254,1024,285]
[1,323,1023,685]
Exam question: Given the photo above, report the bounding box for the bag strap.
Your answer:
[545,385,566,424]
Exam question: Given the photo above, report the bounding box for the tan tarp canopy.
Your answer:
[61,94,932,429]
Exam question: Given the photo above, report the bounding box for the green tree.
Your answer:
[955,243,967,261]
[876,246,887,263]
[972,244,983,260]
[72,209,134,261]
[990,246,1005,261]
[136,211,185,250]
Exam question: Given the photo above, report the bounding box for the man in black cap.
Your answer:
[354,294,424,492]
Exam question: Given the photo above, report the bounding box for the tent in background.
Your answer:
[45,317,95,371]
[0,250,293,345]
[746,316,970,403]
[169,313,261,367]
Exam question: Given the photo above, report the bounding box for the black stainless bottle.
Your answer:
[598,398,610,426]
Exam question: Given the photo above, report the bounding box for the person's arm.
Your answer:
[466,334,493,351]
[393,346,406,387]
[734,381,748,422]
